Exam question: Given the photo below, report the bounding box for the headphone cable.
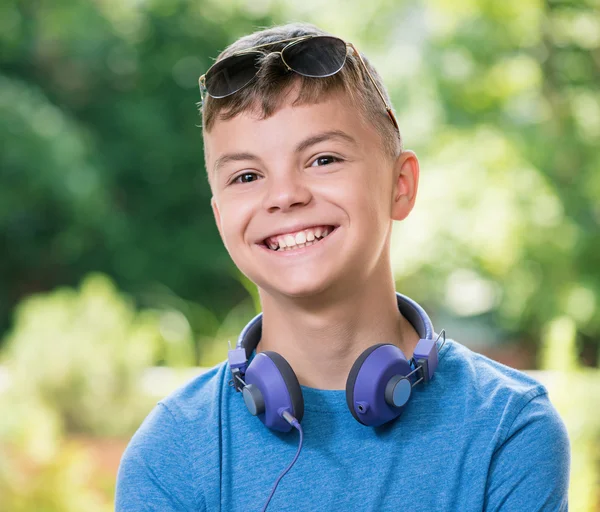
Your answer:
[261,414,304,512]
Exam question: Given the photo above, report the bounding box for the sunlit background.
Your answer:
[1,0,599,510]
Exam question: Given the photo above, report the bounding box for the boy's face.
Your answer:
[205,87,418,300]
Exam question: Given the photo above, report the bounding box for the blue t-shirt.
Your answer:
[116,339,570,511]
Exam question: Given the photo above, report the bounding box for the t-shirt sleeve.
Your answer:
[115,402,206,511]
[484,391,570,512]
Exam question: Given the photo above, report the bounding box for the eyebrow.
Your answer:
[212,130,356,176]
[213,152,261,176]
[294,129,357,154]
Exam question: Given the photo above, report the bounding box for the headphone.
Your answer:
[227,293,444,432]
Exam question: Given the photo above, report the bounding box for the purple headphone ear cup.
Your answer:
[346,344,388,424]
[244,351,304,432]
[260,351,305,423]
[345,344,413,427]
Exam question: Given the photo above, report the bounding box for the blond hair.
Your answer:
[200,23,402,159]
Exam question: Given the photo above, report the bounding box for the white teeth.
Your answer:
[265,226,335,251]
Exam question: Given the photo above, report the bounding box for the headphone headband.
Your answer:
[236,292,434,357]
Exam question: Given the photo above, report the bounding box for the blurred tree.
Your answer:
[0,273,183,436]
[0,0,274,342]
[0,273,186,511]
[418,0,600,359]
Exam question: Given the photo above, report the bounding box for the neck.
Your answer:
[255,265,421,390]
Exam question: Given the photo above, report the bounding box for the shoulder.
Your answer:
[139,360,231,454]
[437,340,570,449]
[116,361,230,510]
[159,360,230,424]
[124,358,229,436]
[440,340,551,429]
[441,339,545,394]
[438,341,570,509]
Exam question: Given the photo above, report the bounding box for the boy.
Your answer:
[116,22,570,511]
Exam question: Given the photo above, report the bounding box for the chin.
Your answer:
[261,279,329,300]
[243,265,321,296]
[277,284,329,299]
[256,267,350,302]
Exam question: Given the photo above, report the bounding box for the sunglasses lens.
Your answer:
[205,52,261,98]
[283,36,347,78]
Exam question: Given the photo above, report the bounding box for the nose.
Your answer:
[262,171,312,213]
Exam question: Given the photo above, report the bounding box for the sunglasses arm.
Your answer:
[198,75,208,103]
[348,43,400,132]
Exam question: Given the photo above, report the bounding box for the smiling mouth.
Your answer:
[262,225,337,252]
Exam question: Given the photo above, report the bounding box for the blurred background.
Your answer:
[0,0,598,509]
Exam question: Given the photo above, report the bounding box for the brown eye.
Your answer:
[233,172,259,184]
[311,155,341,167]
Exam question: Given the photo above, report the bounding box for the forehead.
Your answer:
[203,88,379,173]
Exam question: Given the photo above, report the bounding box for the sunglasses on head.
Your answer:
[199,35,399,131]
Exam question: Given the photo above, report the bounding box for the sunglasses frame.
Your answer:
[199,35,399,132]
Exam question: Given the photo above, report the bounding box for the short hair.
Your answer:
[200,22,402,159]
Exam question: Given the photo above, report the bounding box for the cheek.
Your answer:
[352,179,393,250]
[343,173,390,221]
[217,199,256,249]
[220,214,243,246]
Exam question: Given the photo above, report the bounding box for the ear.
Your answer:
[211,196,224,242]
[391,150,419,222]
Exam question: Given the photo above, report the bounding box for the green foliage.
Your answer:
[1,273,184,436]
[0,438,111,512]
[0,371,110,511]
[0,273,200,510]
[0,0,274,339]
[538,314,600,511]
[378,0,600,358]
